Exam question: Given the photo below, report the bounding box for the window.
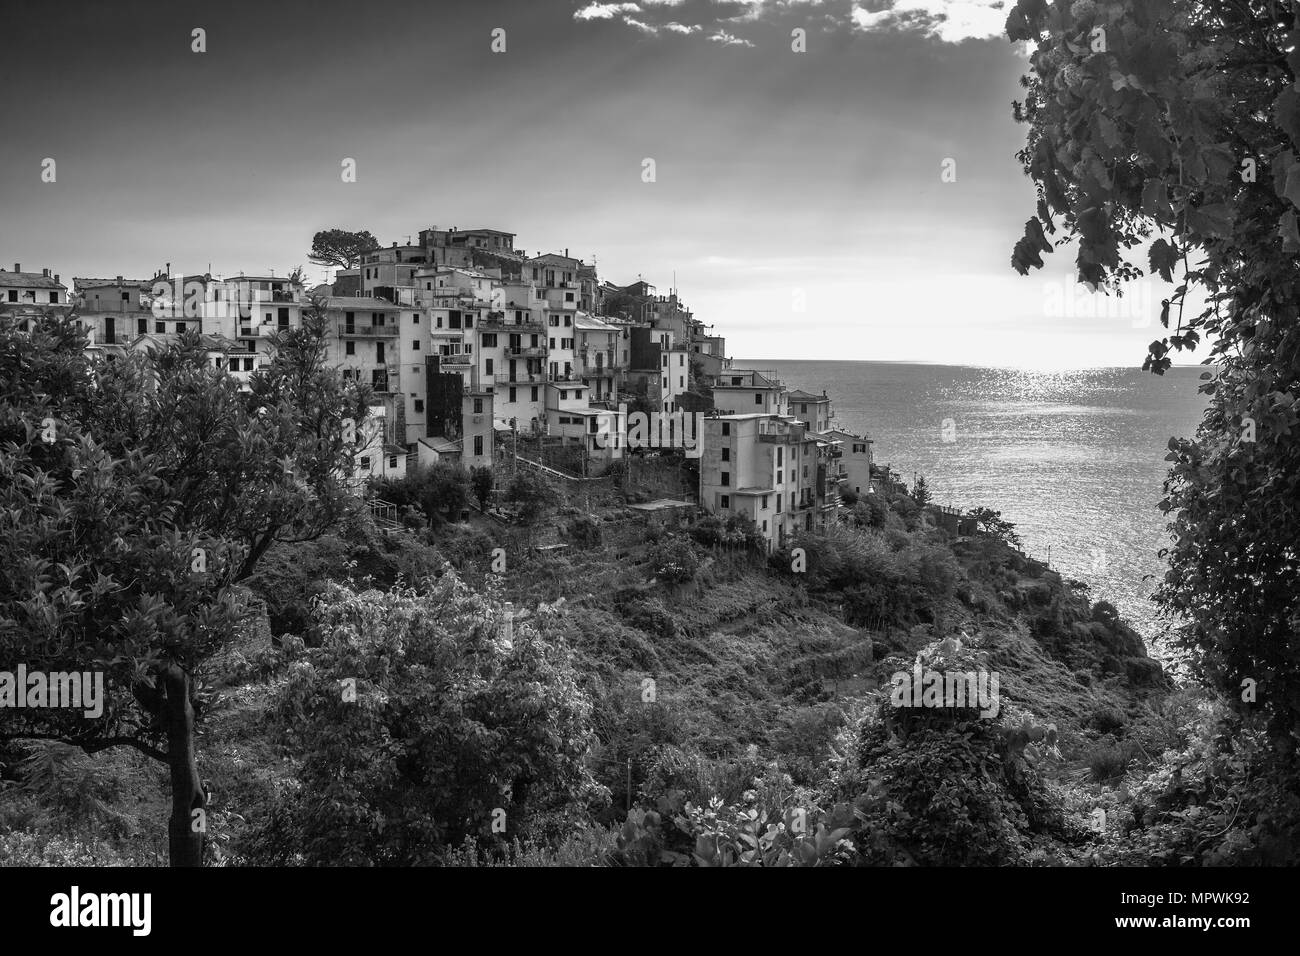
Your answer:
[720,495,730,509]
[176,322,187,333]
[413,340,420,350]
[721,423,730,437]
[474,435,483,455]
[278,307,290,327]
[485,358,493,374]
[482,333,498,347]
[755,394,762,404]
[388,456,398,469]
[509,387,517,402]
[51,292,60,304]
[720,471,730,487]
[777,448,783,466]
[346,341,355,355]
[761,495,768,509]
[414,399,424,413]
[721,448,730,462]
[360,456,371,469]
[137,318,147,333]
[679,377,684,387]
[7,290,16,302]
[155,321,165,333]
[473,398,483,413]
[662,356,668,367]
[531,386,539,401]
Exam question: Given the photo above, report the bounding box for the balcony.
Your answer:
[440,353,472,367]
[237,324,285,339]
[505,345,546,359]
[757,422,806,443]
[480,313,543,332]
[370,367,400,393]
[340,322,398,337]
[495,370,544,385]
[79,300,152,314]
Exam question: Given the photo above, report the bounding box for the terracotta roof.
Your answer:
[0,270,65,290]
[73,277,153,290]
[322,296,401,310]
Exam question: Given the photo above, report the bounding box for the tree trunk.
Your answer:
[162,664,205,867]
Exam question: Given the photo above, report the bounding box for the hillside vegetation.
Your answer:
[2,475,1289,866]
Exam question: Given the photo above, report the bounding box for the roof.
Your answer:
[73,277,153,290]
[321,296,400,310]
[575,314,617,331]
[712,381,781,391]
[787,389,828,402]
[419,436,462,454]
[822,428,873,443]
[734,487,776,496]
[628,498,695,512]
[0,270,65,290]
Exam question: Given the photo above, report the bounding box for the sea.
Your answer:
[745,360,1211,647]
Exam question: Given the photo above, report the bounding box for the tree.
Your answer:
[372,463,469,526]
[912,475,932,507]
[0,305,367,866]
[967,507,1022,547]
[307,228,380,271]
[257,576,605,864]
[1005,0,1300,738]
[470,465,494,510]
[504,469,561,533]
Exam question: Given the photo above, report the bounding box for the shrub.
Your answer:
[649,538,701,585]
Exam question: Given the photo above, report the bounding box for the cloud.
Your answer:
[572,0,1009,44]
[708,30,755,47]
[851,1,1008,42]
[574,3,642,20]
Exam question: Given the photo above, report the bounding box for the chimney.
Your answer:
[116,275,123,284]
[43,268,50,278]
[54,274,59,285]
[13,263,20,273]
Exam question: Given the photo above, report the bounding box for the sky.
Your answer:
[0,0,1181,369]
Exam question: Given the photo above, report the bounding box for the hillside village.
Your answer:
[0,227,888,551]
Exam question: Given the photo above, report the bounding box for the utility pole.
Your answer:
[626,757,632,813]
